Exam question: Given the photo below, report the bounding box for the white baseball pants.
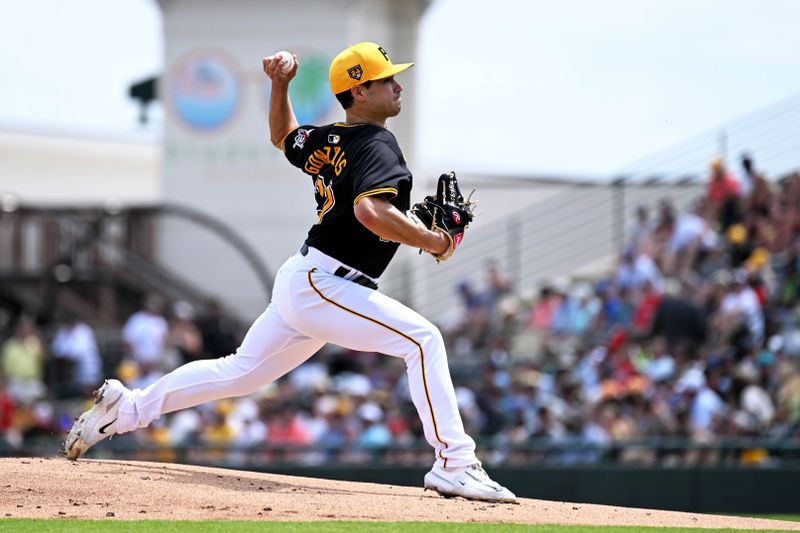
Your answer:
[116,246,478,467]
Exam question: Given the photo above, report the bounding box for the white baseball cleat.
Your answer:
[424,463,517,503]
[64,379,128,460]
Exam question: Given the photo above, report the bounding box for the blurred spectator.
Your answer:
[776,235,800,309]
[527,283,564,333]
[615,247,664,293]
[626,204,655,254]
[551,283,599,337]
[448,261,514,358]
[736,360,775,429]
[122,293,169,368]
[770,175,800,252]
[679,366,727,439]
[649,282,707,352]
[632,280,662,336]
[228,397,268,448]
[19,400,57,441]
[201,407,236,446]
[0,377,15,444]
[50,314,102,397]
[714,269,765,351]
[739,152,757,199]
[530,405,566,441]
[168,300,203,365]
[726,222,755,268]
[662,204,718,277]
[0,316,46,404]
[267,408,312,446]
[706,157,741,230]
[195,298,239,358]
[742,155,772,218]
[168,409,203,445]
[128,360,166,391]
[485,259,513,307]
[642,337,676,383]
[451,280,490,354]
[356,401,392,449]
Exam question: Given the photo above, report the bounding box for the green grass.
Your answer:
[1,521,799,533]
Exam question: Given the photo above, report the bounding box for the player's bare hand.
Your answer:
[262,52,298,84]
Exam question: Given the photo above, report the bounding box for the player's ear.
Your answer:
[352,85,365,101]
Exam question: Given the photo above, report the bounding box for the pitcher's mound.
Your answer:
[0,457,797,529]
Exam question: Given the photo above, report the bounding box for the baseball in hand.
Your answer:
[275,50,295,74]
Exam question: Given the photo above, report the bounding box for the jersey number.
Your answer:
[314,177,335,223]
[304,146,347,176]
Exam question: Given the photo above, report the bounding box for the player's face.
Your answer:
[364,76,403,118]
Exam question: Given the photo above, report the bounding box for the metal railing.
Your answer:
[383,177,704,317]
[0,203,270,326]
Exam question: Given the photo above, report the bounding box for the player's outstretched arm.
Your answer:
[263,52,300,147]
[354,196,449,256]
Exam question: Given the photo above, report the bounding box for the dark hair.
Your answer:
[334,80,372,109]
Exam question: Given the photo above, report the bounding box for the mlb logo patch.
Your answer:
[348,65,363,81]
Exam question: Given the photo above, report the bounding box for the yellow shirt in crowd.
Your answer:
[1,336,44,380]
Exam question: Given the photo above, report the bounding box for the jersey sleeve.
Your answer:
[349,140,410,205]
[280,125,319,169]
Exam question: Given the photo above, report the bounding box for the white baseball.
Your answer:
[275,50,295,74]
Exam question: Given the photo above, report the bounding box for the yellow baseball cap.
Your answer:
[329,42,413,94]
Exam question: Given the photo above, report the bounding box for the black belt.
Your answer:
[300,244,378,290]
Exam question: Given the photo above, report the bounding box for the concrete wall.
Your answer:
[0,127,160,205]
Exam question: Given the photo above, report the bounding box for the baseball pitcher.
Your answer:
[64,41,515,503]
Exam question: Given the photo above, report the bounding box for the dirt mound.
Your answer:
[0,457,796,529]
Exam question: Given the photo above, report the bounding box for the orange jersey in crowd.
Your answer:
[708,173,741,203]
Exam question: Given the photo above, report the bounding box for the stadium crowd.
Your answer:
[2,153,800,467]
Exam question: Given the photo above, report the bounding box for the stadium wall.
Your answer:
[244,464,800,514]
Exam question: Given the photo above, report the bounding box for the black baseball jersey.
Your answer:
[281,122,412,278]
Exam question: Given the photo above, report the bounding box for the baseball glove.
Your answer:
[408,171,477,262]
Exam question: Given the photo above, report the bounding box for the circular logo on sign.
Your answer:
[264,52,334,125]
[169,49,241,131]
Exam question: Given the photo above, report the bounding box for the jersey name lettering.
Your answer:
[304,146,348,176]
